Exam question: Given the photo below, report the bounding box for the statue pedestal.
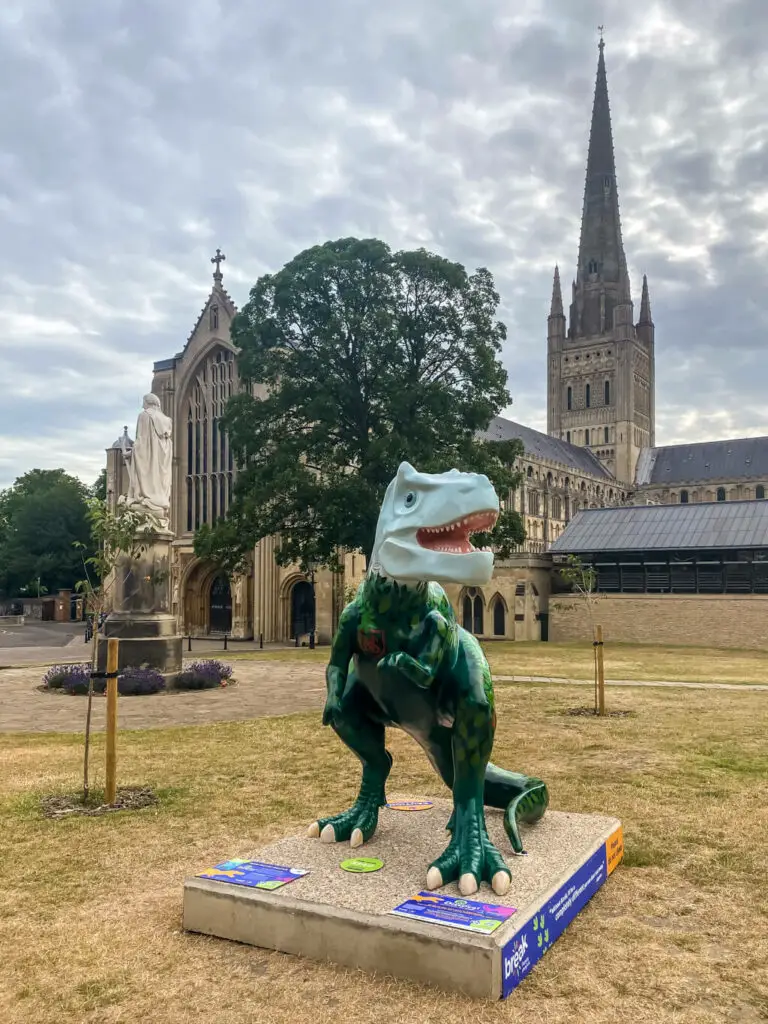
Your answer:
[97,528,182,683]
[182,798,623,999]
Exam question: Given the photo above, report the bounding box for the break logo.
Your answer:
[503,934,529,979]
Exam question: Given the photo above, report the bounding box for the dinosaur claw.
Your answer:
[459,873,479,896]
[320,824,337,844]
[492,870,511,896]
[350,828,364,849]
[426,866,443,891]
[307,821,320,839]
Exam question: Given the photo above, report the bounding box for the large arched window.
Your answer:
[585,383,591,408]
[585,428,590,446]
[680,490,689,503]
[716,487,726,502]
[185,348,236,533]
[757,485,765,500]
[604,380,610,405]
[567,386,572,410]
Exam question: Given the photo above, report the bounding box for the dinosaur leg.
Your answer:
[308,682,392,849]
[425,651,512,897]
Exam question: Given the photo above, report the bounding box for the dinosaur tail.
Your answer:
[483,763,549,855]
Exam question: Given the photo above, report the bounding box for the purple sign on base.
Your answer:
[197,859,309,891]
[501,844,608,996]
[391,892,516,935]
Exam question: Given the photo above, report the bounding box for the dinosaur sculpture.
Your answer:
[308,462,549,897]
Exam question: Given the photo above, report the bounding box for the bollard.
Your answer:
[187,635,192,652]
[259,632,263,649]
[309,631,315,650]
[224,633,228,651]
[295,634,299,647]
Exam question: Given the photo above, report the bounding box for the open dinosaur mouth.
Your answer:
[416,510,498,555]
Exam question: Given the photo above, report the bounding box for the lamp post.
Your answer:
[305,560,318,649]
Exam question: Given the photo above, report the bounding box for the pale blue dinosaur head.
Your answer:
[369,462,500,586]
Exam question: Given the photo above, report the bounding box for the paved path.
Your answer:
[0,661,765,735]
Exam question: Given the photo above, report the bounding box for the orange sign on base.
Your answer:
[606,826,624,875]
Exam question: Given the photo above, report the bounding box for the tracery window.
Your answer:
[185,348,236,533]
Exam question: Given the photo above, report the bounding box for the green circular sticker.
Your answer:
[340,857,384,873]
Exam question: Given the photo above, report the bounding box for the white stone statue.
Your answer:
[122,393,173,527]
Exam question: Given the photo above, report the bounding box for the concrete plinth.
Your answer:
[98,528,182,680]
[182,797,623,999]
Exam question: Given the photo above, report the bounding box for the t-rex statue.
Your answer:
[309,462,548,896]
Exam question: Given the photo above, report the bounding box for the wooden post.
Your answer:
[595,624,605,716]
[105,638,119,804]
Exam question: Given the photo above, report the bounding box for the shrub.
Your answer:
[117,666,166,696]
[176,659,234,690]
[43,663,91,692]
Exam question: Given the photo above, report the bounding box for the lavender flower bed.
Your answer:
[40,663,166,696]
[176,659,234,690]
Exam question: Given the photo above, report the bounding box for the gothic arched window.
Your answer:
[462,596,472,632]
[185,348,237,534]
[209,305,219,331]
[717,487,726,502]
[604,426,609,443]
[757,485,765,500]
[567,386,572,410]
[463,590,484,635]
[604,380,610,405]
[585,383,591,408]
[680,490,689,504]
[585,428,590,446]
[492,598,505,636]
[566,430,571,443]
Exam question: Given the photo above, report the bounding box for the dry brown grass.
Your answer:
[225,640,768,685]
[1,684,767,1023]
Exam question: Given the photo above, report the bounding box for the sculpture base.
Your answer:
[182,799,623,999]
[97,616,182,682]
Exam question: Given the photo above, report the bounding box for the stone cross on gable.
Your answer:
[211,248,226,281]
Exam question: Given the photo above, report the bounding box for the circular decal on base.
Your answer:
[386,800,434,812]
[340,857,384,873]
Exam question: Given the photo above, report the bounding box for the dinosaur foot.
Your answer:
[307,796,383,848]
[426,803,511,897]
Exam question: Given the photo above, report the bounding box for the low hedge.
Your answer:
[41,664,166,696]
[175,659,234,690]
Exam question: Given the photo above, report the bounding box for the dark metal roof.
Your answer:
[482,416,613,480]
[550,499,768,553]
[636,436,768,485]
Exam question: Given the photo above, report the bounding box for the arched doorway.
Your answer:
[209,573,232,633]
[291,581,315,639]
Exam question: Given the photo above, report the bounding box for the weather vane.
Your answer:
[598,25,605,50]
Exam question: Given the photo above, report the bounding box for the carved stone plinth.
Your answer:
[97,529,182,682]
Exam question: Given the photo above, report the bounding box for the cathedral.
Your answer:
[105,39,768,646]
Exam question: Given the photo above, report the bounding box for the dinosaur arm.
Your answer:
[378,608,457,688]
[323,601,361,725]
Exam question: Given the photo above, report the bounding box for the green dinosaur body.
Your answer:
[310,572,549,896]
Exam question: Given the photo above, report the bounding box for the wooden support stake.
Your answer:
[105,638,119,804]
[595,624,605,716]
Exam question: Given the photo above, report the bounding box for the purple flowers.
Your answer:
[176,660,234,690]
[41,663,166,696]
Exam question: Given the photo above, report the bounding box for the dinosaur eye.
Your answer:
[403,491,417,507]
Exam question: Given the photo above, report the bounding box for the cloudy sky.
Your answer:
[1,0,767,489]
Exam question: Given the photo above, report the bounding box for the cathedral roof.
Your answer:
[482,416,613,480]
[636,436,768,486]
[550,499,768,554]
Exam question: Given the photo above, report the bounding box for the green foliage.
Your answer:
[195,236,525,573]
[74,498,156,609]
[0,469,94,598]
[91,469,108,501]
[558,553,597,597]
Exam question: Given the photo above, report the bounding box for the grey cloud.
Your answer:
[1,0,768,489]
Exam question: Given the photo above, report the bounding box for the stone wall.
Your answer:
[549,593,768,650]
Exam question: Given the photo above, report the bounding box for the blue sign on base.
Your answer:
[501,843,609,996]
[391,892,516,935]
[197,859,309,891]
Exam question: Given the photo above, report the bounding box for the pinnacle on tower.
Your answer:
[549,265,564,317]
[639,273,653,323]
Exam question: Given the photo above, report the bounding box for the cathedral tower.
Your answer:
[547,37,655,486]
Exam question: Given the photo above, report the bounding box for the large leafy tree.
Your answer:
[0,469,94,597]
[195,237,525,573]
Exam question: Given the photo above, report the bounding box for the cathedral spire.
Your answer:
[549,265,564,317]
[569,37,627,338]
